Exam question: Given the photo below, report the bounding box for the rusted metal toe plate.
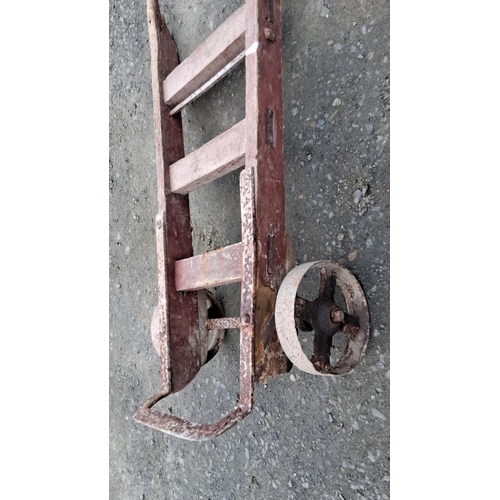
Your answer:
[134,392,250,441]
[275,261,370,376]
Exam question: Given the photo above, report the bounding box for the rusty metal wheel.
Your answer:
[275,261,370,376]
[151,290,226,365]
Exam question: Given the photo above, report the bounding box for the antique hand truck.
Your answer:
[134,0,370,441]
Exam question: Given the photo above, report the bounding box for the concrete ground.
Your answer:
[109,0,389,498]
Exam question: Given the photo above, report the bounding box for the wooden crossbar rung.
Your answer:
[164,5,246,110]
[175,242,243,292]
[170,120,245,195]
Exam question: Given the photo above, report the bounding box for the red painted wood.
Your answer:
[163,5,246,108]
[245,0,289,383]
[147,0,201,393]
[170,120,245,195]
[175,243,243,292]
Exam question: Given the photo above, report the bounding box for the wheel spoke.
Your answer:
[318,266,337,300]
[294,296,314,331]
[342,312,359,327]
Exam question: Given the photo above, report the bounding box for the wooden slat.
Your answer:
[170,120,245,195]
[146,0,201,394]
[175,243,243,292]
[163,4,246,109]
[168,52,245,116]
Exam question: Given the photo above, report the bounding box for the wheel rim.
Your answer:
[275,261,370,376]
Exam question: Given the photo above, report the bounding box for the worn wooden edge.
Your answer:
[169,51,245,116]
[164,4,246,107]
[175,242,243,292]
[170,119,246,195]
[147,0,201,394]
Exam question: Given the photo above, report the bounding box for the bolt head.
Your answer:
[330,307,344,324]
[264,27,275,41]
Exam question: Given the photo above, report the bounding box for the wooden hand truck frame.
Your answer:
[134,0,370,441]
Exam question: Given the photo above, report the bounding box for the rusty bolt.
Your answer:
[330,307,344,324]
[264,28,275,41]
[156,219,162,229]
[241,313,250,325]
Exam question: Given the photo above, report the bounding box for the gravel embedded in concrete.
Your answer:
[110,0,389,498]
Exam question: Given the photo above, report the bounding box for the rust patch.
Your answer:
[134,392,250,441]
[253,278,291,383]
[207,317,241,330]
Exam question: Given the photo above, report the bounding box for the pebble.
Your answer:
[328,110,338,122]
[371,408,387,421]
[348,250,358,261]
[327,40,333,46]
[292,107,298,116]
[290,374,296,382]
[316,119,326,129]
[332,97,342,107]
[354,189,363,204]
[368,452,376,463]
[302,482,309,489]
[320,5,329,17]
[333,43,342,52]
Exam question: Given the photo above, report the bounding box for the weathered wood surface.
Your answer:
[175,243,243,291]
[170,119,245,194]
[245,0,290,383]
[147,0,201,393]
[163,4,246,109]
